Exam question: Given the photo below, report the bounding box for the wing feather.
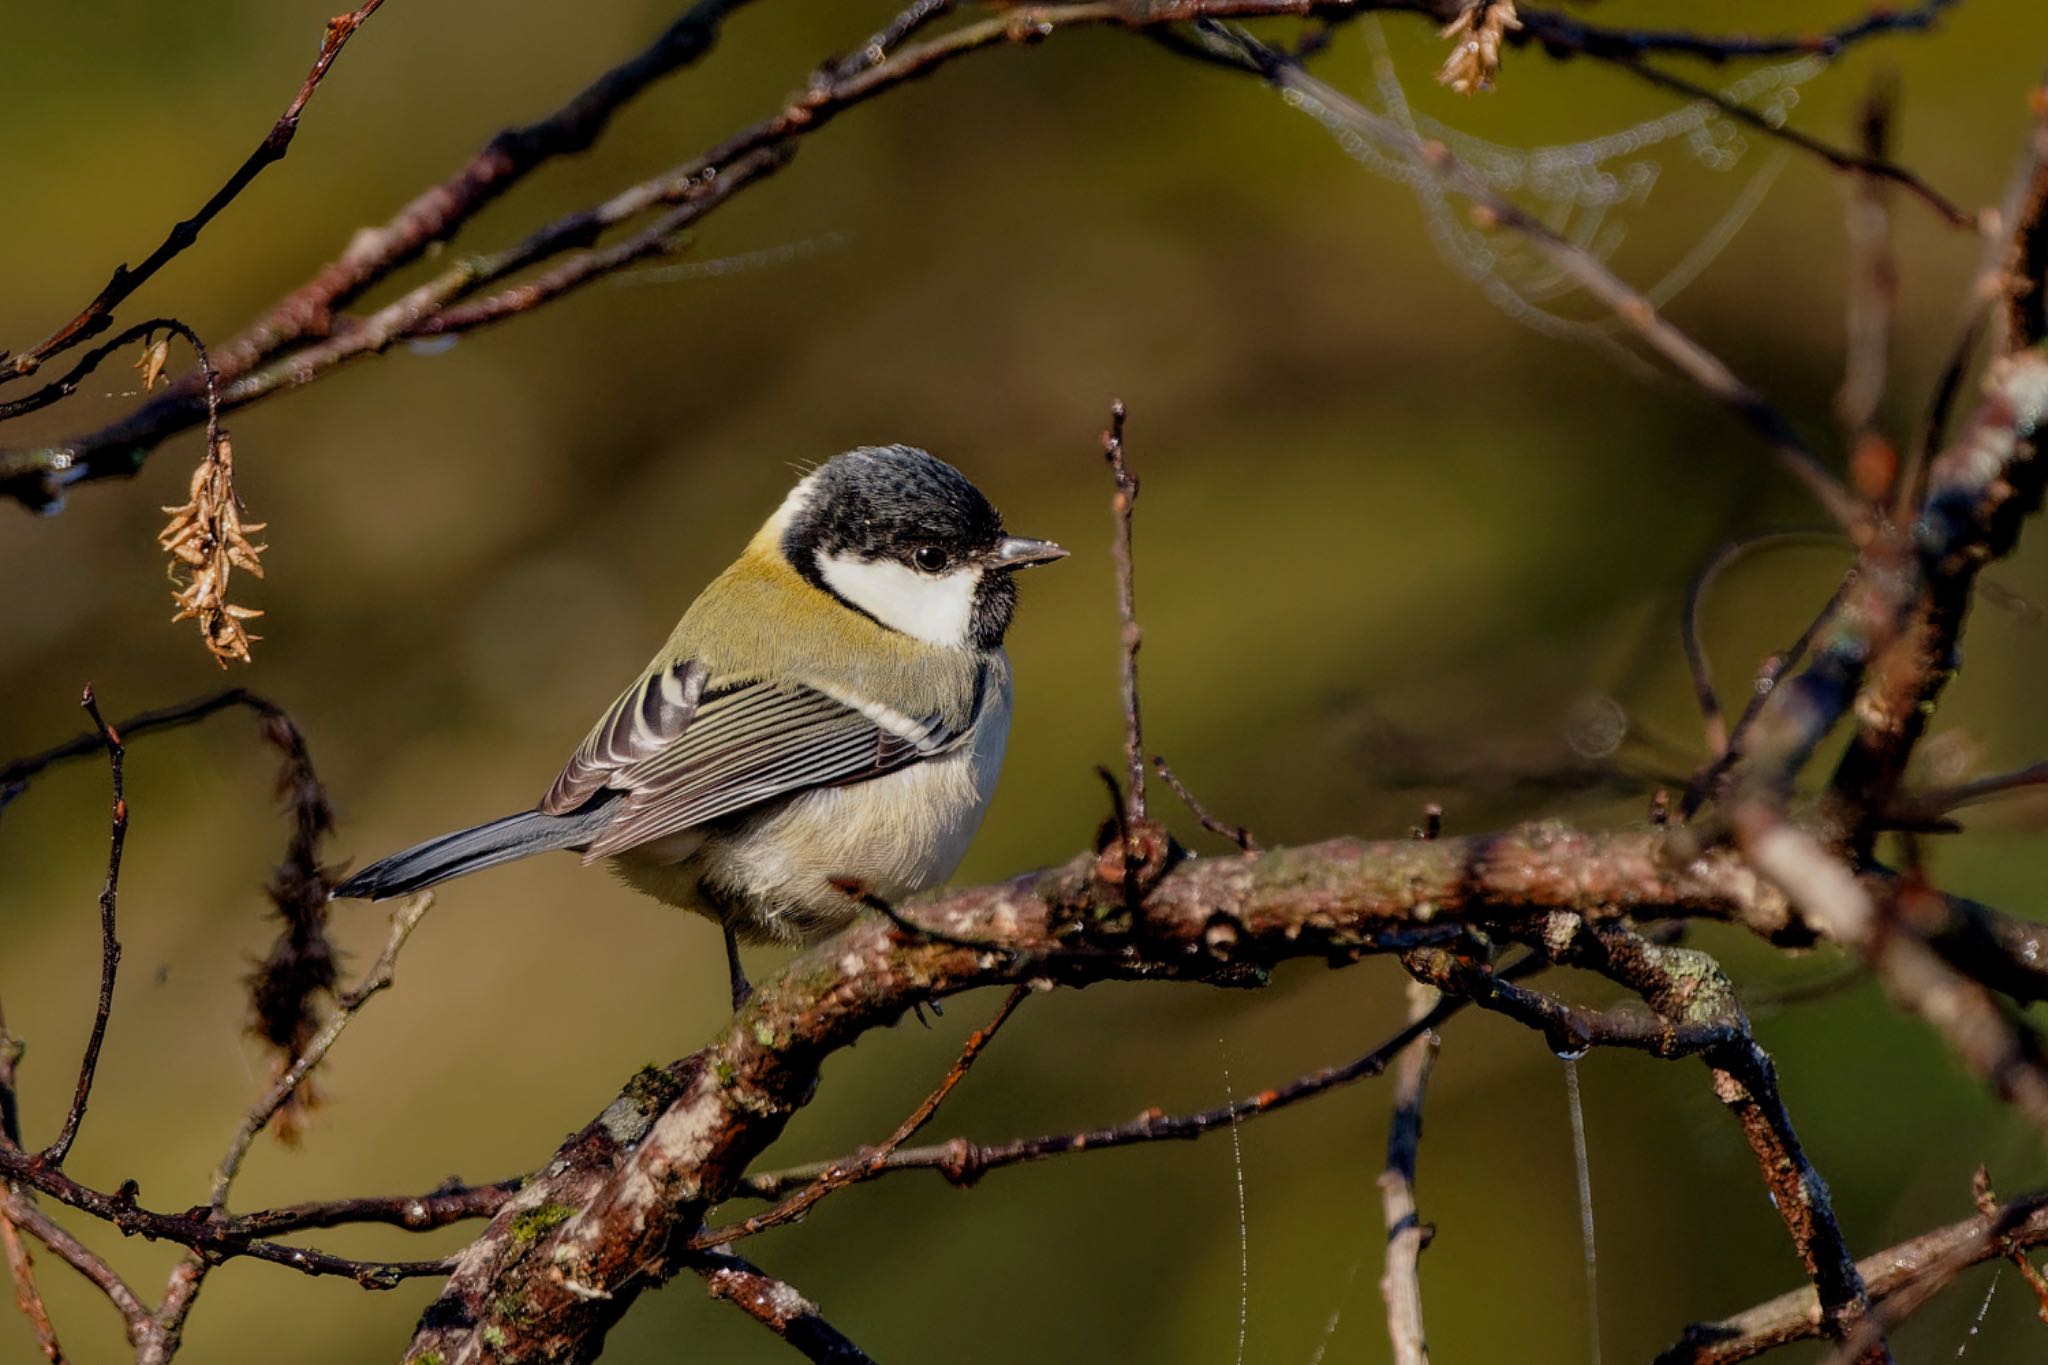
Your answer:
[544,660,989,862]
[539,658,709,815]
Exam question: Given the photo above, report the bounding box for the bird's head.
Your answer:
[773,445,1066,650]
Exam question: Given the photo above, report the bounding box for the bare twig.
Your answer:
[1513,0,1962,66]
[0,1205,62,1364]
[1657,1191,2048,1364]
[1681,569,1856,819]
[1608,58,1969,232]
[0,1,389,381]
[226,1177,521,1240]
[686,1250,877,1364]
[732,963,1555,1201]
[42,687,126,1168]
[1378,980,1439,1365]
[1973,1167,2048,1324]
[1679,530,1843,755]
[692,986,1028,1248]
[0,1190,148,1348]
[210,893,433,1209]
[1884,760,2048,829]
[0,687,286,809]
[1152,755,1262,851]
[1103,401,1145,820]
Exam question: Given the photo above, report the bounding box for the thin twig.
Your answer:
[695,986,1028,1247]
[1102,401,1145,820]
[1682,568,1857,819]
[1972,1166,2048,1324]
[1,1190,148,1348]
[732,968,1553,1200]
[0,1,389,382]
[1680,530,1844,755]
[1609,57,1970,231]
[1513,0,1962,66]
[1152,755,1262,851]
[0,687,285,809]
[1378,979,1439,1365]
[209,893,433,1209]
[0,1000,61,1363]
[41,687,126,1168]
[1884,761,2048,829]
[0,1206,62,1364]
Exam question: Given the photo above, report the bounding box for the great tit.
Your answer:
[333,445,1066,1008]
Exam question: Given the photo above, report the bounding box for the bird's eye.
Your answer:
[913,546,950,573]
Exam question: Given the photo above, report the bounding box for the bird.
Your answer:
[332,445,1066,1011]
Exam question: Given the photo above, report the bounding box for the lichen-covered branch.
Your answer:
[401,825,1872,1364]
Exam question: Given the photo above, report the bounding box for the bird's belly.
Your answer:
[693,696,1008,944]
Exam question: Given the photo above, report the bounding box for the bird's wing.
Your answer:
[540,657,710,816]
[540,657,987,861]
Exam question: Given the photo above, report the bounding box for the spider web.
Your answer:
[1285,19,1825,349]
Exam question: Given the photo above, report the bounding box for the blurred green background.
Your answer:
[5,2,2048,1360]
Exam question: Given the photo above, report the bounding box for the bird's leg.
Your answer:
[723,923,753,1013]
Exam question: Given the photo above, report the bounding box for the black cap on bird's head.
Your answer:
[782,445,1066,650]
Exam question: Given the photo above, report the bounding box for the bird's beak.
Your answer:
[990,536,1069,570]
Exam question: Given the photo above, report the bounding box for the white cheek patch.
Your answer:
[818,552,980,648]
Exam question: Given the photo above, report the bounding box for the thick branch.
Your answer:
[401,826,1834,1364]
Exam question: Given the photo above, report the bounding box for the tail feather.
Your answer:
[333,804,613,901]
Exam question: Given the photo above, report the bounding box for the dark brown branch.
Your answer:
[0,1,388,382]
[734,973,1495,1201]
[1514,0,1961,67]
[685,1250,878,1364]
[0,318,201,427]
[0,1149,484,1286]
[225,1177,521,1240]
[42,687,126,1168]
[0,687,286,808]
[692,985,1028,1247]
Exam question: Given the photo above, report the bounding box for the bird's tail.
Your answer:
[332,806,610,901]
